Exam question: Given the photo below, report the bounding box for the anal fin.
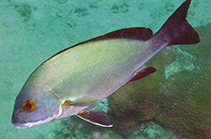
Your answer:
[76,107,113,128]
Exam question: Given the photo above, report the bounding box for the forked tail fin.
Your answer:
[156,0,200,46]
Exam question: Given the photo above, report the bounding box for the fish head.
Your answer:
[12,83,61,129]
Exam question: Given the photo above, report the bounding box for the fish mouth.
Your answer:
[12,116,55,129]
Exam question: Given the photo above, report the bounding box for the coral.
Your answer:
[53,116,121,139]
[74,8,89,17]
[110,2,129,13]
[14,2,32,21]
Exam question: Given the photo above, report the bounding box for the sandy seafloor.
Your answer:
[0,0,210,139]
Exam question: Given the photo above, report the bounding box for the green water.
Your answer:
[0,0,210,138]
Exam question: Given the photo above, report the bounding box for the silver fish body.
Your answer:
[12,0,199,128]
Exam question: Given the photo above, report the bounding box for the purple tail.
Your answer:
[156,0,200,46]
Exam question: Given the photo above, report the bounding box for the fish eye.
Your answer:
[22,100,37,112]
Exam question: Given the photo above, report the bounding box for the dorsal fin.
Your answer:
[89,27,153,41]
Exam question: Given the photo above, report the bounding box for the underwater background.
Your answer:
[0,0,210,138]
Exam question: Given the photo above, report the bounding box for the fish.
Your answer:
[12,0,199,129]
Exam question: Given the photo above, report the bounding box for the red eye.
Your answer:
[22,100,37,112]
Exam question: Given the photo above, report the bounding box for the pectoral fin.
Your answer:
[127,66,156,83]
[63,95,98,106]
[76,106,113,127]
